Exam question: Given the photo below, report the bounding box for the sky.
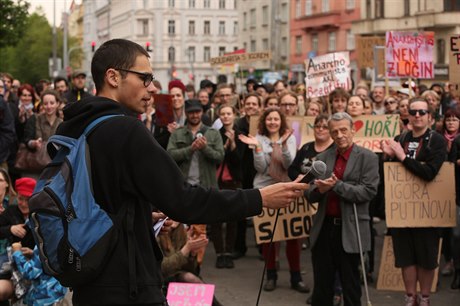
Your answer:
[28,0,81,25]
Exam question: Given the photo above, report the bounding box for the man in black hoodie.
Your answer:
[56,39,307,305]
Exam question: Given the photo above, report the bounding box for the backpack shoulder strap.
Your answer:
[84,114,124,137]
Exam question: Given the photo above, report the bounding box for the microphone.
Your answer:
[300,160,327,183]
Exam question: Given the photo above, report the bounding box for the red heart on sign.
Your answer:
[354,120,364,132]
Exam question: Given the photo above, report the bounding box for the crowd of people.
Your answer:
[0,38,460,306]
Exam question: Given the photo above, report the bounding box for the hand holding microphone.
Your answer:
[299,160,327,184]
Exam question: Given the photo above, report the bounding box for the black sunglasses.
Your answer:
[408,109,429,116]
[115,68,155,87]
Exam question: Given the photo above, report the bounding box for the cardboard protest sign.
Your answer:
[384,162,456,227]
[305,51,351,98]
[209,51,271,66]
[153,94,174,126]
[167,283,215,306]
[356,36,386,68]
[449,35,460,84]
[385,31,434,79]
[353,115,400,152]
[377,236,440,292]
[253,197,318,244]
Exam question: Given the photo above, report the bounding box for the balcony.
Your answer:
[297,10,341,32]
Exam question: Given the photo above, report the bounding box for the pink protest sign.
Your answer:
[385,31,434,79]
[166,282,215,306]
[305,51,351,98]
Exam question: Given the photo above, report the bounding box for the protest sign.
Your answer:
[209,51,271,66]
[384,162,456,227]
[449,35,460,84]
[253,197,318,244]
[377,236,440,292]
[153,94,173,126]
[356,36,386,68]
[305,51,351,98]
[167,283,215,306]
[353,115,400,152]
[385,31,434,79]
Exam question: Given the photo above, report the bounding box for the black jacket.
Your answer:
[56,96,262,304]
[0,205,35,249]
[0,95,16,163]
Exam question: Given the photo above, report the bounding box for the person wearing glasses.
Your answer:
[279,92,299,116]
[53,38,308,305]
[64,70,92,104]
[384,96,399,114]
[381,97,447,306]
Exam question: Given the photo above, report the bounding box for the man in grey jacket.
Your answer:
[305,112,379,306]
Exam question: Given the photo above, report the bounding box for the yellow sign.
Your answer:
[209,51,271,66]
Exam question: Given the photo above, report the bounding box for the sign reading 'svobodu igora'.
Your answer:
[384,162,456,228]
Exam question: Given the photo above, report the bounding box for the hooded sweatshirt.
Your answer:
[57,96,262,305]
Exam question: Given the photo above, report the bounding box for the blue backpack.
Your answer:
[28,115,136,290]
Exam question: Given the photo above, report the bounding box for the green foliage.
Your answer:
[0,10,82,85]
[0,0,30,48]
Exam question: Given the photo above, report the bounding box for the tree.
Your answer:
[0,0,30,48]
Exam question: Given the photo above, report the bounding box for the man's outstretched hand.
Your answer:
[259,176,309,209]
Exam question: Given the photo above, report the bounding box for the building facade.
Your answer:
[289,0,361,83]
[81,0,241,88]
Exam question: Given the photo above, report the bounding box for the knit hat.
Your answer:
[168,79,186,92]
[15,177,37,197]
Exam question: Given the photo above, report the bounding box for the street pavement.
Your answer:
[200,221,460,306]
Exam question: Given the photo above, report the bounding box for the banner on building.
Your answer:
[304,51,351,98]
[385,31,435,79]
[384,162,456,227]
[253,197,318,244]
[209,51,271,66]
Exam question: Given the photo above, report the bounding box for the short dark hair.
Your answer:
[91,39,149,93]
[408,97,434,116]
[54,76,68,87]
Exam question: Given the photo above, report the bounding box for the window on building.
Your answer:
[312,33,318,51]
[281,37,287,57]
[262,38,269,50]
[188,46,196,62]
[189,0,195,8]
[281,3,288,22]
[219,46,226,56]
[243,12,247,30]
[404,0,410,16]
[346,0,355,10]
[234,0,237,9]
[169,0,175,8]
[375,0,384,18]
[322,0,330,12]
[262,6,269,25]
[143,0,149,9]
[437,39,446,64]
[204,0,211,8]
[168,20,175,35]
[250,9,256,28]
[219,0,225,9]
[189,20,195,35]
[138,19,148,36]
[305,0,312,15]
[444,0,460,11]
[204,20,210,35]
[219,21,225,35]
[295,0,301,18]
[243,42,247,50]
[168,46,175,62]
[328,32,336,51]
[346,30,355,50]
[204,46,211,62]
[233,21,238,35]
[250,40,256,52]
[366,0,371,18]
[295,36,302,55]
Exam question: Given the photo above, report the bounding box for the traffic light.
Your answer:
[145,42,152,52]
[91,41,96,52]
